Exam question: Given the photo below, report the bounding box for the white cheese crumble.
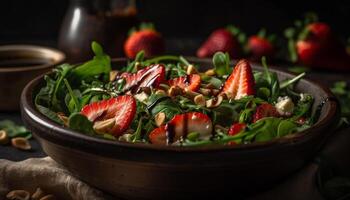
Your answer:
[275,96,294,116]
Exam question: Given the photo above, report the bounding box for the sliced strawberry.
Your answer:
[81,95,136,136]
[168,74,201,92]
[228,123,246,145]
[252,103,279,123]
[221,59,255,99]
[149,112,213,145]
[119,64,165,93]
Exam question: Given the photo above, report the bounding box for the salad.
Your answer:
[35,42,316,146]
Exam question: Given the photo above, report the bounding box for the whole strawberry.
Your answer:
[247,29,276,60]
[285,13,350,71]
[124,23,165,58]
[197,26,245,59]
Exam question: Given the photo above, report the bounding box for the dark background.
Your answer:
[0,0,350,52]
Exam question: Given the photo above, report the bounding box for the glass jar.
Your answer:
[58,0,138,62]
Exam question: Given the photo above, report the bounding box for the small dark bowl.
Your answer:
[0,45,65,111]
[21,58,339,199]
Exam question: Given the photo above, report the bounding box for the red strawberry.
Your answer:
[228,123,246,145]
[296,117,306,125]
[197,28,241,59]
[252,103,279,123]
[221,59,255,99]
[124,26,164,58]
[120,64,165,93]
[149,112,213,145]
[168,74,201,92]
[81,95,136,136]
[307,22,332,42]
[248,36,275,59]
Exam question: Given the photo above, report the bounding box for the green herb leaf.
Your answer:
[212,52,231,76]
[68,113,95,135]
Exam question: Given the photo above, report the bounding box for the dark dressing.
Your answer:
[165,123,175,145]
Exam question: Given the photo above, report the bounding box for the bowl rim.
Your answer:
[0,44,66,72]
[20,57,339,154]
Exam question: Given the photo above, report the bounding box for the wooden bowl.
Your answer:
[0,45,65,110]
[20,58,339,199]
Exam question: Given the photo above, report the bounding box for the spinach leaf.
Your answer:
[213,102,240,126]
[277,120,297,137]
[36,105,64,124]
[71,41,111,83]
[0,120,32,139]
[68,113,95,135]
[212,52,231,76]
[147,94,182,121]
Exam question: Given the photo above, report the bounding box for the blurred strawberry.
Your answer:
[124,23,165,59]
[248,29,276,60]
[285,13,350,71]
[252,103,279,123]
[227,123,246,145]
[197,26,245,59]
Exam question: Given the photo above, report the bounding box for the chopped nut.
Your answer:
[139,87,151,95]
[155,112,166,127]
[0,130,9,145]
[32,188,46,200]
[199,88,211,96]
[109,70,119,82]
[206,95,223,108]
[155,89,167,96]
[118,133,133,142]
[204,83,217,89]
[184,88,200,99]
[57,112,69,126]
[186,64,198,75]
[134,92,149,103]
[194,94,206,106]
[205,69,216,76]
[135,62,142,70]
[168,86,183,96]
[39,194,56,200]
[212,89,220,96]
[93,118,115,134]
[11,137,31,151]
[6,190,30,200]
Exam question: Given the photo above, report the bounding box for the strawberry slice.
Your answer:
[221,59,255,99]
[81,95,136,136]
[252,103,279,123]
[119,64,165,93]
[228,123,246,145]
[168,74,201,92]
[149,112,213,145]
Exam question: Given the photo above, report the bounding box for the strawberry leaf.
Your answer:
[212,52,231,76]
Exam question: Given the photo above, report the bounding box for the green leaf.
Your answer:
[280,72,306,89]
[147,94,182,121]
[68,113,95,135]
[212,52,231,76]
[277,120,297,137]
[0,120,32,139]
[36,105,64,124]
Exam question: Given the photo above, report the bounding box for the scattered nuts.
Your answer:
[155,112,166,127]
[39,194,56,200]
[199,88,211,96]
[206,95,223,108]
[205,69,216,76]
[11,137,31,151]
[0,130,9,145]
[186,64,198,75]
[194,94,206,106]
[155,89,167,96]
[6,190,30,200]
[109,70,119,82]
[57,112,69,126]
[31,188,46,200]
[168,86,183,96]
[93,118,115,134]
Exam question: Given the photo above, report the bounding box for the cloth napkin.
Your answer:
[1,128,350,200]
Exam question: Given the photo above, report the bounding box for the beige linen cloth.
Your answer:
[0,157,113,200]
